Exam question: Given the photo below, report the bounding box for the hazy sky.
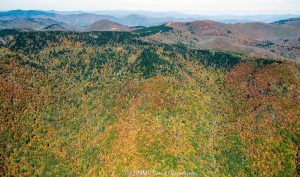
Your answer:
[0,0,299,15]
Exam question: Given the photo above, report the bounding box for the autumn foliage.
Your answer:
[0,30,299,176]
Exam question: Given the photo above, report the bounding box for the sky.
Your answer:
[0,0,299,15]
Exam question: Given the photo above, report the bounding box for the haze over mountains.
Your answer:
[1,10,300,27]
[0,10,188,27]
[0,10,300,62]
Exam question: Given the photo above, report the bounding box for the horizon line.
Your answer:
[0,9,300,17]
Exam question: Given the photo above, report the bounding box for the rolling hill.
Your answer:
[85,20,135,32]
[146,21,300,62]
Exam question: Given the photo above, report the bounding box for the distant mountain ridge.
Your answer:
[273,17,300,24]
[1,10,300,62]
[0,9,55,18]
[0,10,56,21]
[0,10,177,27]
[146,20,300,62]
[0,18,138,32]
[272,17,300,28]
[1,10,299,27]
[0,18,78,31]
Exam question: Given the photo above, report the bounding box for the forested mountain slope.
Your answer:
[0,29,299,176]
[146,21,300,62]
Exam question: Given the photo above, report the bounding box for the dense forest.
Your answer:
[0,29,299,176]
